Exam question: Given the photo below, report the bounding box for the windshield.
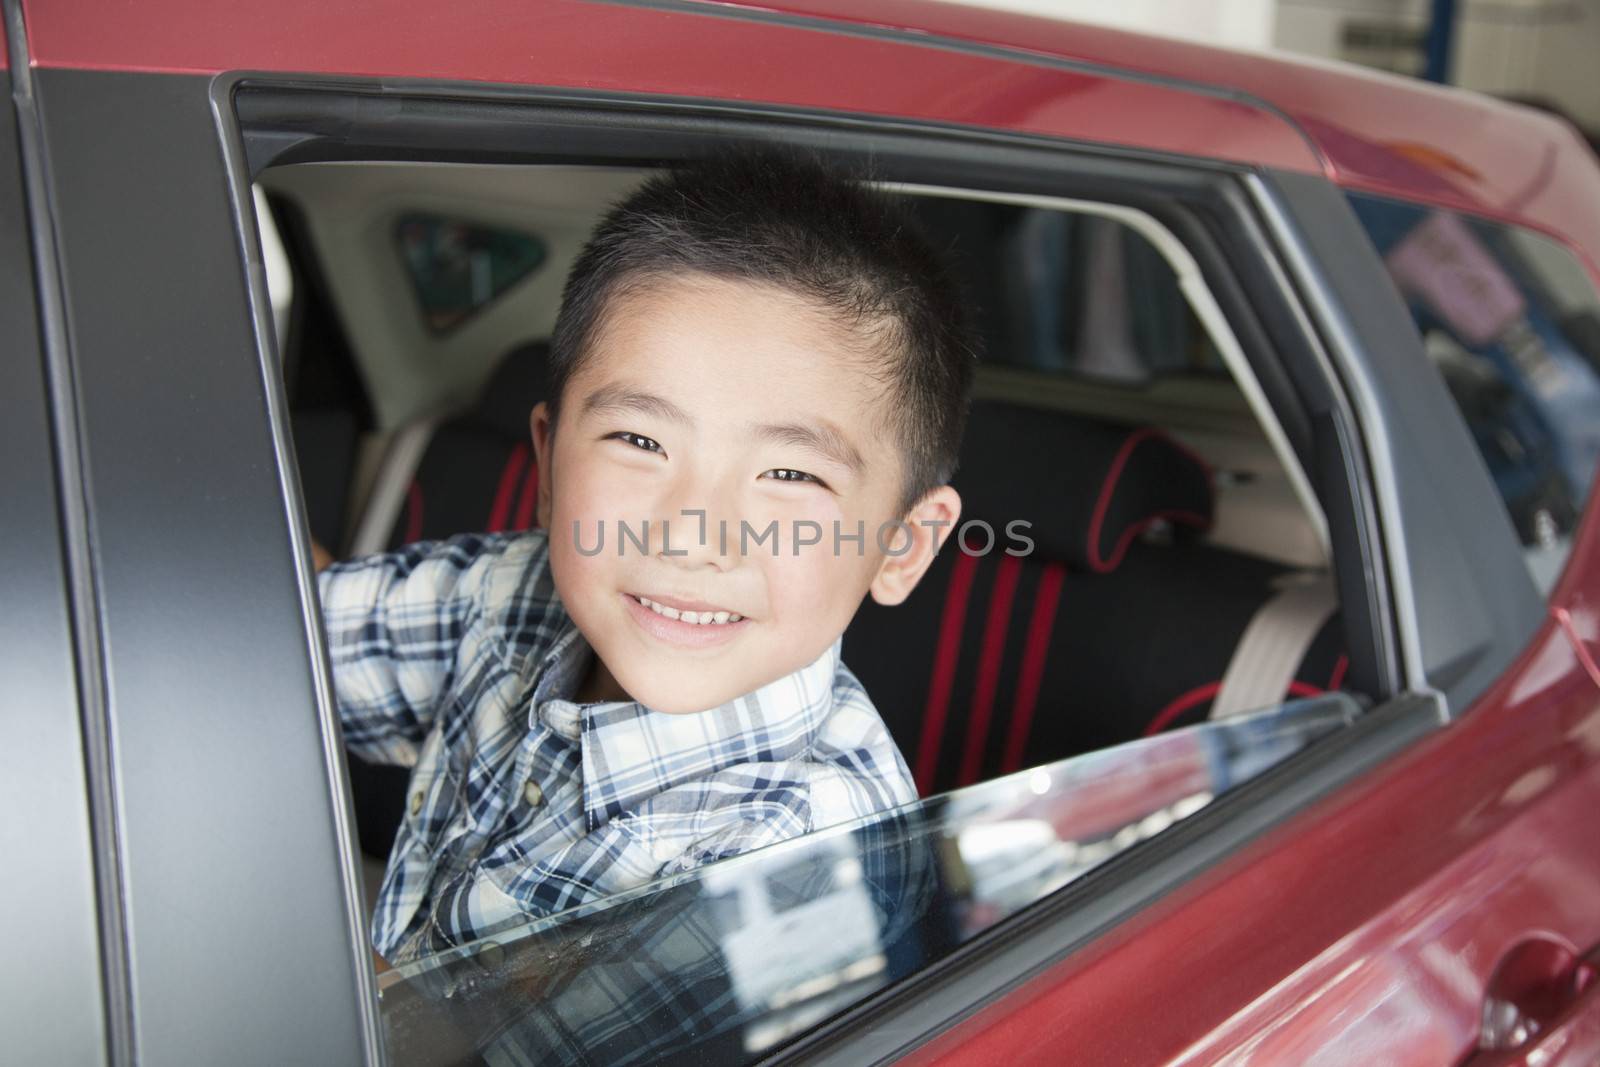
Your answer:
[376,694,1357,1066]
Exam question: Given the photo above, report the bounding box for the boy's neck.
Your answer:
[574,655,631,705]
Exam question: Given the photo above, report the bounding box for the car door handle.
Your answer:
[1460,936,1600,1066]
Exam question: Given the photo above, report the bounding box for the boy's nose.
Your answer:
[655,507,730,570]
[654,468,745,570]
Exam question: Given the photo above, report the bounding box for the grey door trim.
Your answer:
[1245,171,1546,711]
[2,3,132,1061]
[207,71,388,1067]
[32,66,376,1065]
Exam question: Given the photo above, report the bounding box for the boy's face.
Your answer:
[531,274,959,714]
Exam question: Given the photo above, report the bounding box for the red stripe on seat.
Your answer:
[1145,678,1330,737]
[1000,561,1067,774]
[1327,653,1349,690]
[913,551,980,796]
[512,461,540,530]
[403,480,424,545]
[486,443,529,533]
[1085,428,1211,573]
[957,555,1023,787]
[1144,681,1222,737]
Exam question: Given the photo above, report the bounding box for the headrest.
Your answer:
[953,401,1212,572]
[472,340,551,440]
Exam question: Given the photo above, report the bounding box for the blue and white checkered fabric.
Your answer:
[319,531,917,963]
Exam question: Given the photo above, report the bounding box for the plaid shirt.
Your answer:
[319,531,917,963]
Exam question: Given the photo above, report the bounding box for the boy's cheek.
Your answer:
[764,544,880,637]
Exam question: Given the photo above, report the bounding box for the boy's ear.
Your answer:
[869,485,962,607]
[530,401,555,530]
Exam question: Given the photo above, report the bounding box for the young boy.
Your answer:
[320,150,977,966]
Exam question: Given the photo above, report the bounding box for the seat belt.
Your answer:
[348,417,440,557]
[1211,571,1338,720]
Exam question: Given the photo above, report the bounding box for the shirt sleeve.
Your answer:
[318,534,502,766]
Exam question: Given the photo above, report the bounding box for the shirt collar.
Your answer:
[529,619,842,828]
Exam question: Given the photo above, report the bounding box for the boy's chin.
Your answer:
[620,674,747,715]
[601,657,765,715]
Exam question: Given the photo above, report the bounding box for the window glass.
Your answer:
[908,199,1225,384]
[396,214,546,333]
[1349,194,1600,593]
[376,695,1357,1066]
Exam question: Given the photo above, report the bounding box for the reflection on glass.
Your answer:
[395,215,546,334]
[378,695,1358,1066]
[1349,192,1600,592]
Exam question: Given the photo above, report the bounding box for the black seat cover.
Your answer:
[844,401,1345,796]
[386,341,551,548]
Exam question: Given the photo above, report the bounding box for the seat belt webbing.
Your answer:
[1210,572,1338,720]
[349,417,440,557]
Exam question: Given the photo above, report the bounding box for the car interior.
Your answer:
[257,161,1357,893]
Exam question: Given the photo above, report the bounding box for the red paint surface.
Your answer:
[18,0,1319,175]
[21,0,1600,279]
[738,1,1600,282]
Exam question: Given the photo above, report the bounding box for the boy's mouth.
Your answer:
[622,592,751,649]
[630,593,744,625]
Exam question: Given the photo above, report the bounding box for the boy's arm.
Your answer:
[318,535,495,766]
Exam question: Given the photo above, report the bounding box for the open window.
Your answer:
[243,94,1400,1066]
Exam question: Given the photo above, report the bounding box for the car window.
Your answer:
[375,695,1358,1066]
[263,156,1374,1064]
[396,214,547,334]
[910,197,1226,385]
[1348,193,1600,594]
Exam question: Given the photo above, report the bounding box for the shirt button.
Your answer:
[409,790,424,816]
[523,780,545,809]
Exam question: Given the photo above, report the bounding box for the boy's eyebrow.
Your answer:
[580,384,693,425]
[751,419,866,475]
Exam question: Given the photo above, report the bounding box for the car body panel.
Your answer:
[18,0,1321,176]
[1556,474,1600,678]
[715,0,1600,277]
[19,0,1600,279]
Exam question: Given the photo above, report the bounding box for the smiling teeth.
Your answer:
[637,597,742,625]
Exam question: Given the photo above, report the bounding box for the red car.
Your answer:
[5,2,1600,1064]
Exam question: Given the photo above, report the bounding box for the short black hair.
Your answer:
[548,148,978,513]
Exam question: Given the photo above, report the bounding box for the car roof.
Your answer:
[21,0,1600,270]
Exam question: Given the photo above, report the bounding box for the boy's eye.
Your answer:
[761,468,826,487]
[607,431,665,455]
